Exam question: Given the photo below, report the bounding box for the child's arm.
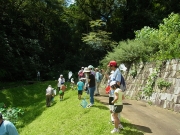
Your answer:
[112,92,119,104]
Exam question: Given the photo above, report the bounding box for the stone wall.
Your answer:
[125,59,180,113]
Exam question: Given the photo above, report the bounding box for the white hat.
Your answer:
[48,85,52,87]
[60,74,63,77]
[119,64,127,71]
[88,65,94,69]
[110,81,116,86]
[83,67,90,73]
[110,70,114,74]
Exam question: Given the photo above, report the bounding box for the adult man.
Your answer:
[83,67,95,108]
[57,74,65,93]
[46,85,54,107]
[0,113,19,135]
[108,61,122,87]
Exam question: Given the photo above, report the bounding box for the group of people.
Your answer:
[77,65,103,108]
[45,60,125,134]
[105,60,126,134]
[45,74,66,107]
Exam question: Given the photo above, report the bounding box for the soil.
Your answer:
[95,95,180,135]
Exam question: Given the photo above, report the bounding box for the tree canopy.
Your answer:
[1,0,180,81]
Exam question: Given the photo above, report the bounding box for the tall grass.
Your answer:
[0,81,143,135]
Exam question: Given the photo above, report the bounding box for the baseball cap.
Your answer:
[108,61,117,67]
[110,81,116,86]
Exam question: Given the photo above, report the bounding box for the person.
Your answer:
[59,84,66,101]
[0,113,19,135]
[77,78,84,100]
[83,67,95,108]
[94,68,101,96]
[46,85,54,107]
[88,65,95,76]
[78,67,84,79]
[109,81,124,134]
[70,78,75,89]
[107,71,116,123]
[57,74,65,93]
[108,61,124,129]
[37,71,40,81]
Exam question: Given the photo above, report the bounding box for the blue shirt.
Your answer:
[77,81,84,90]
[111,68,121,83]
[0,120,19,135]
[95,72,100,82]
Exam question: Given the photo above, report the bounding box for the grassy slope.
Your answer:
[0,81,143,135]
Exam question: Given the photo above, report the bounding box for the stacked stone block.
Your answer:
[125,59,180,112]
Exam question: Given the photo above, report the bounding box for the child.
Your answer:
[77,78,84,100]
[70,78,75,89]
[59,84,66,101]
[109,81,125,134]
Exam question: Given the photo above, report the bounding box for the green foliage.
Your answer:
[82,20,117,51]
[157,78,171,90]
[100,39,152,68]
[135,13,180,61]
[0,104,24,125]
[143,71,158,97]
[143,61,163,97]
[129,69,137,78]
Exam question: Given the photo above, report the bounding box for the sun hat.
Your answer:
[110,81,116,86]
[83,67,90,73]
[88,65,94,69]
[108,61,117,67]
[60,74,63,77]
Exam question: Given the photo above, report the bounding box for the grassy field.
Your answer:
[0,81,143,135]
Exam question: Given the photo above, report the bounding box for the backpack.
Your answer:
[120,74,126,92]
[78,70,84,77]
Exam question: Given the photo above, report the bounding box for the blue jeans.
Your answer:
[88,87,95,104]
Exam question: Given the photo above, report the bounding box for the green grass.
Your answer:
[0,81,143,135]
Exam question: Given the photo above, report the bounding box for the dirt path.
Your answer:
[95,96,180,135]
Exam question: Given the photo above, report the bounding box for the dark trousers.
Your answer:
[46,95,51,107]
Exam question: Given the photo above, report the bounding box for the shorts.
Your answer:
[109,97,114,105]
[78,90,83,95]
[113,105,123,113]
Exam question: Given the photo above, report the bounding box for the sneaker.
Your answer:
[87,103,93,108]
[111,128,119,134]
[119,124,124,129]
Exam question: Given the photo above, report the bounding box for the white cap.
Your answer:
[110,81,116,86]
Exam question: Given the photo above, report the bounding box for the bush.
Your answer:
[0,103,24,125]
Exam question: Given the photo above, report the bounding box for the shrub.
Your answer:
[0,103,24,125]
